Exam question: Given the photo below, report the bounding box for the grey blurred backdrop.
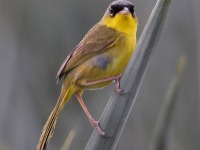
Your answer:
[0,0,199,150]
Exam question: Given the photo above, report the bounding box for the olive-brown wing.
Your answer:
[56,23,121,82]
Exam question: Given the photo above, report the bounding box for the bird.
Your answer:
[37,0,138,149]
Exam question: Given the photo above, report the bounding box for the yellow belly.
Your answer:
[68,34,136,90]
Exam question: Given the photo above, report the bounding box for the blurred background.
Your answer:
[0,0,199,149]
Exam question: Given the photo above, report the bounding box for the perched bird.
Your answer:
[37,0,138,149]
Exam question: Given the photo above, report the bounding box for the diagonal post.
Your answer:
[85,0,172,149]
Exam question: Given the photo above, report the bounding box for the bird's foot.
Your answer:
[115,87,127,94]
[115,75,127,94]
[89,118,106,136]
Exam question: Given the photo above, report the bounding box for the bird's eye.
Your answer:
[128,5,134,14]
[109,5,121,17]
[109,7,115,17]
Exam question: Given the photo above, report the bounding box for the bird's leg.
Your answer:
[81,75,121,86]
[114,75,126,94]
[79,75,124,94]
[75,92,105,136]
[115,76,121,92]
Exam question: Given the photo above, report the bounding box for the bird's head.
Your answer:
[100,0,138,35]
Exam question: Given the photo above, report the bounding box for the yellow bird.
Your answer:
[37,0,138,149]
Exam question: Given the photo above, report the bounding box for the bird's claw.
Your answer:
[115,87,127,94]
[90,120,106,136]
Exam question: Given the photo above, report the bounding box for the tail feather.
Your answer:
[37,86,74,150]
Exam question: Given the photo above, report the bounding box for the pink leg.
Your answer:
[81,75,121,86]
[75,92,105,136]
[114,76,125,94]
[80,75,124,94]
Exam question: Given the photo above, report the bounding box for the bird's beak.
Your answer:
[119,7,130,15]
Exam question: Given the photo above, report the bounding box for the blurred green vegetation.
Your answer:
[149,56,186,150]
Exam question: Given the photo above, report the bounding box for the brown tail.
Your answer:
[37,85,74,150]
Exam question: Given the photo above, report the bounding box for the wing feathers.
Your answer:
[56,23,121,82]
